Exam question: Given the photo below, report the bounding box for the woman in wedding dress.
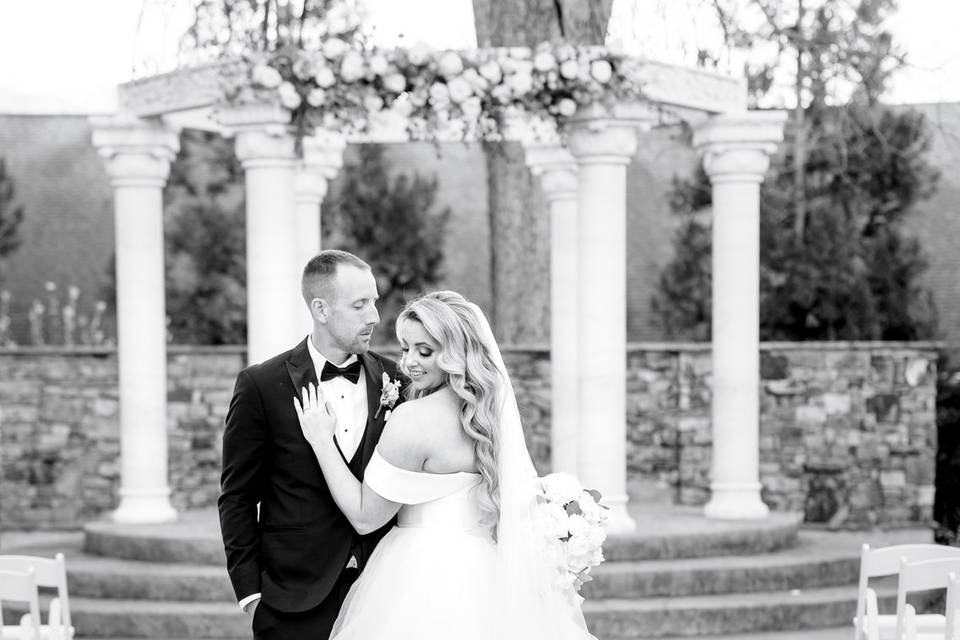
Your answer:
[295,290,596,639]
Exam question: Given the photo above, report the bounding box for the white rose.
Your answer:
[428,82,450,105]
[491,84,511,104]
[555,44,576,62]
[446,77,473,104]
[364,94,384,113]
[535,503,570,540]
[590,59,613,84]
[541,473,583,504]
[557,97,578,117]
[438,51,464,78]
[390,96,414,116]
[251,64,282,89]
[479,60,503,84]
[462,68,488,91]
[559,59,580,80]
[533,51,557,72]
[407,42,432,66]
[567,514,590,538]
[586,525,607,547]
[314,66,336,88]
[323,37,349,60]
[507,71,533,96]
[292,56,316,81]
[383,72,407,94]
[566,536,591,558]
[340,51,365,82]
[278,81,301,109]
[306,88,326,107]
[589,546,605,566]
[461,96,482,119]
[368,53,389,76]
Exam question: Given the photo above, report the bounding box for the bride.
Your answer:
[295,290,596,639]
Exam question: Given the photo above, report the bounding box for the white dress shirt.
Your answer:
[307,337,369,462]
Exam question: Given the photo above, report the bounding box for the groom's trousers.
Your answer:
[252,568,360,640]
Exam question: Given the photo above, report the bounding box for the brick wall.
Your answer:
[0,342,939,529]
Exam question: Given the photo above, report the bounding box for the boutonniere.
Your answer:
[374,372,401,420]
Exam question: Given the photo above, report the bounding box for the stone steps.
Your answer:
[81,506,804,564]
[582,584,898,639]
[61,533,858,602]
[6,508,936,638]
[6,584,893,639]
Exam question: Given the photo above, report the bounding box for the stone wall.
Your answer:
[0,342,939,529]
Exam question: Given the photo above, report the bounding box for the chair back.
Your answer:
[0,554,72,634]
[896,556,960,640]
[946,572,960,640]
[0,567,42,640]
[855,543,960,640]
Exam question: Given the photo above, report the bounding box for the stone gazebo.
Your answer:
[91,50,784,532]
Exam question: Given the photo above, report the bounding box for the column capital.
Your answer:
[296,132,347,205]
[693,111,787,183]
[565,119,639,166]
[217,103,297,168]
[523,143,578,202]
[90,114,179,188]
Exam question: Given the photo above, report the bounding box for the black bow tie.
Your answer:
[320,359,362,384]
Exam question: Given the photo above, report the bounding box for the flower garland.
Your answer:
[224,16,645,142]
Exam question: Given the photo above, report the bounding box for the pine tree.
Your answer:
[0,157,25,274]
[652,0,939,341]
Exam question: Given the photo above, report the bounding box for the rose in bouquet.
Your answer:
[532,472,609,599]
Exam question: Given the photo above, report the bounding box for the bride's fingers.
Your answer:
[293,396,303,420]
[301,386,310,410]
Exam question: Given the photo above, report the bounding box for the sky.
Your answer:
[0,0,958,113]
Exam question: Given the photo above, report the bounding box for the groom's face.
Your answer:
[323,265,380,354]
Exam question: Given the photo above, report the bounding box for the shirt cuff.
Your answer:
[238,593,261,612]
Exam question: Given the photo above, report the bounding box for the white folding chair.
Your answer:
[854,543,960,640]
[0,555,73,640]
[896,556,960,640]
[945,572,960,640]
[0,567,42,640]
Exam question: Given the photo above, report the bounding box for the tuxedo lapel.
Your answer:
[285,338,317,396]
[358,352,386,468]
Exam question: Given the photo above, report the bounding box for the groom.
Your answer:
[219,250,403,639]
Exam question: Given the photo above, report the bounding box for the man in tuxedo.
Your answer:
[219,250,403,639]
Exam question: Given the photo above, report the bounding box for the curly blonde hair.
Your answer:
[396,291,504,538]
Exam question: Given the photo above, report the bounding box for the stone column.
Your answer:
[91,114,179,524]
[567,110,645,533]
[693,111,786,520]
[524,144,579,475]
[295,134,346,334]
[219,105,301,365]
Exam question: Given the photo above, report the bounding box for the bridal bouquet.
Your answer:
[532,472,609,597]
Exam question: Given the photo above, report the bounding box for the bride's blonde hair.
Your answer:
[396,291,504,538]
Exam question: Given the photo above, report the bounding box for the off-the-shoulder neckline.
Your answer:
[372,448,481,477]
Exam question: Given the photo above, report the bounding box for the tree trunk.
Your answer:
[471,0,612,342]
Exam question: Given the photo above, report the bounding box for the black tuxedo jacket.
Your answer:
[218,338,403,612]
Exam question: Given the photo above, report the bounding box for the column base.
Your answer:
[112,488,178,524]
[703,482,769,520]
[601,493,636,533]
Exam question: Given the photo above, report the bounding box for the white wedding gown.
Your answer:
[330,449,594,640]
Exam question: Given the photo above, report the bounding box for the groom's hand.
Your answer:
[243,598,259,617]
[294,383,337,446]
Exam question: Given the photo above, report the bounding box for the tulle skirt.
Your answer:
[330,524,500,639]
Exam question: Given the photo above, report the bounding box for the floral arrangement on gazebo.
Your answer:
[223,2,646,142]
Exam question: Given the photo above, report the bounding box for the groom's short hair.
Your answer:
[302,250,372,303]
